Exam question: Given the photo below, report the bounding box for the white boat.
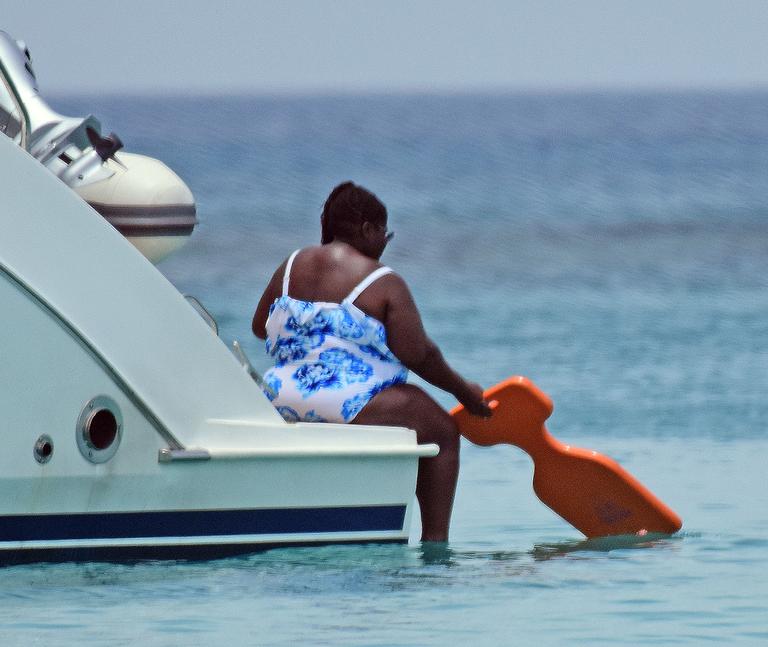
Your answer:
[0,110,436,564]
[0,31,196,263]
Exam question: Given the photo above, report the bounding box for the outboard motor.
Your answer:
[0,31,197,263]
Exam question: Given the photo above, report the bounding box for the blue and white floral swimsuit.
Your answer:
[263,249,409,423]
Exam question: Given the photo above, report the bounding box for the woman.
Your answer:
[252,182,490,541]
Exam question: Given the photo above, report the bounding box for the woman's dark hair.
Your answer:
[321,182,387,244]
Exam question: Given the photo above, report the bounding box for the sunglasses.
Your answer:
[372,222,395,242]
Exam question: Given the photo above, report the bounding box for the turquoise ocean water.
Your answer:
[1,92,765,645]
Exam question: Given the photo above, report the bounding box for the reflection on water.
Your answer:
[414,532,683,570]
[0,530,685,578]
[529,532,682,561]
[417,541,456,566]
[0,534,679,595]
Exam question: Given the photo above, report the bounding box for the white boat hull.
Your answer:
[0,121,435,564]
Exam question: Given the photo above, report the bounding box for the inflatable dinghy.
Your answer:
[0,31,196,263]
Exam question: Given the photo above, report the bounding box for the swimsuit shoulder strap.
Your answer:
[343,266,394,304]
[282,249,301,296]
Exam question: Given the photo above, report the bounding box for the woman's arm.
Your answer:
[252,259,288,339]
[382,274,490,416]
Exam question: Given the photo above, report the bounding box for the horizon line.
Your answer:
[45,83,768,100]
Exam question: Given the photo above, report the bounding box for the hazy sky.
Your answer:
[5,1,768,94]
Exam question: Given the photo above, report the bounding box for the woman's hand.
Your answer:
[461,381,493,418]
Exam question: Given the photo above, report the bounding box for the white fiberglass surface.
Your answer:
[0,134,284,445]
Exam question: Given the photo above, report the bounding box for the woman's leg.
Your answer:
[352,383,460,542]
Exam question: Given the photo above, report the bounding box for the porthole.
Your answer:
[76,395,123,463]
[34,434,54,464]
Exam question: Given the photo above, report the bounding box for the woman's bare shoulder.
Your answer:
[378,271,414,303]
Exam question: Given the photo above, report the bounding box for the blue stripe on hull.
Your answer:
[0,505,407,542]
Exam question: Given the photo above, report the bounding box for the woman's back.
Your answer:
[285,244,390,323]
[261,246,408,423]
